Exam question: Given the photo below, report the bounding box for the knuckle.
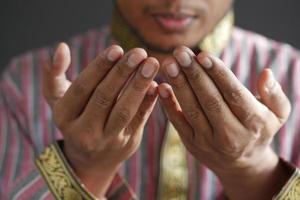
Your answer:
[135,109,150,123]
[125,125,135,136]
[172,74,188,90]
[243,112,265,133]
[125,134,141,152]
[187,68,204,82]
[224,141,242,157]
[108,134,128,149]
[196,130,212,152]
[94,89,112,108]
[115,108,132,125]
[193,87,206,96]
[214,137,244,160]
[185,108,202,121]
[204,96,223,112]
[132,79,148,93]
[213,68,226,79]
[225,87,244,105]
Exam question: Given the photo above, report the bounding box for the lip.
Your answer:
[152,13,197,32]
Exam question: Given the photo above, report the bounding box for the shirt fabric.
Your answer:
[1,26,300,199]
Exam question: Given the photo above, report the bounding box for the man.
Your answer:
[0,0,299,199]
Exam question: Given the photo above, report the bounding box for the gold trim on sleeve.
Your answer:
[199,11,234,55]
[35,142,98,200]
[274,168,300,200]
[158,122,189,200]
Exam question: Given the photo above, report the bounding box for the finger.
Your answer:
[82,48,148,127]
[124,81,158,150]
[161,56,211,134]
[52,42,71,75]
[43,42,71,107]
[171,47,239,132]
[158,83,194,145]
[55,45,124,122]
[104,57,159,135]
[257,69,291,124]
[195,51,274,131]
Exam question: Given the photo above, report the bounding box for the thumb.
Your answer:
[257,68,291,123]
[50,42,71,77]
[43,42,72,107]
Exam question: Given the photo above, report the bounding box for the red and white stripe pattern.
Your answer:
[1,27,300,199]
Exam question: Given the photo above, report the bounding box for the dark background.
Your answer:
[1,0,300,72]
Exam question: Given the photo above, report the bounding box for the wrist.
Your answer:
[63,141,120,198]
[214,147,293,200]
[214,147,277,178]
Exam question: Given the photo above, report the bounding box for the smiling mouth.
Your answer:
[152,13,197,33]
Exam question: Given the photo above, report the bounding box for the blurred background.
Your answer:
[1,0,300,72]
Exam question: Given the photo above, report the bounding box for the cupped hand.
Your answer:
[158,46,292,199]
[43,43,159,197]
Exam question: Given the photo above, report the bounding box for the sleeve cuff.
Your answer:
[273,163,300,200]
[35,141,99,199]
[35,141,137,200]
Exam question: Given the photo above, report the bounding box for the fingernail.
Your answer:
[107,48,121,62]
[176,51,192,67]
[127,53,144,68]
[199,56,213,69]
[166,62,179,77]
[147,86,156,95]
[266,71,276,91]
[141,62,156,78]
[159,88,170,98]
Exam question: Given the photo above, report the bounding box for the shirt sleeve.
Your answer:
[35,141,137,200]
[273,166,300,200]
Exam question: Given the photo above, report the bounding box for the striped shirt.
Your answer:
[1,26,300,200]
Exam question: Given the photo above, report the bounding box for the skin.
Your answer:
[43,0,293,199]
[159,47,292,199]
[44,44,160,197]
[117,0,233,53]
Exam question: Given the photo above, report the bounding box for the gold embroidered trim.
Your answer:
[199,11,234,55]
[274,169,300,200]
[158,122,188,200]
[35,142,97,200]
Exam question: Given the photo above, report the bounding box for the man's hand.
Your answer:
[43,43,159,197]
[158,46,292,200]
